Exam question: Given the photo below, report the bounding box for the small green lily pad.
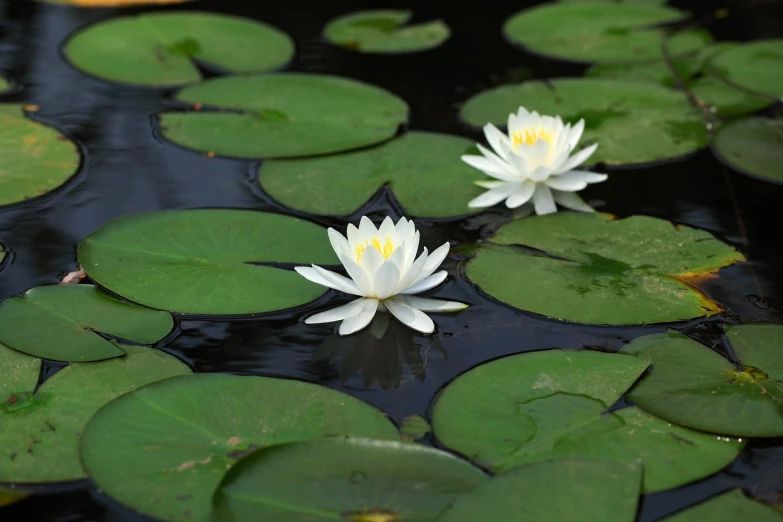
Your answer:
[622,325,783,437]
[663,489,783,522]
[324,10,450,53]
[503,3,710,64]
[214,437,486,522]
[712,117,783,185]
[459,78,709,167]
[438,459,641,522]
[259,131,482,217]
[708,39,783,98]
[0,104,80,207]
[78,209,338,316]
[0,77,11,93]
[400,414,432,441]
[0,285,174,362]
[689,76,771,118]
[466,213,744,325]
[64,12,294,87]
[80,374,399,522]
[0,346,190,484]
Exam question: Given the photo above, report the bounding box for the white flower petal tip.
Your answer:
[463,106,608,215]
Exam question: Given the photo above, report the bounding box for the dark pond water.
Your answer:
[1,0,783,520]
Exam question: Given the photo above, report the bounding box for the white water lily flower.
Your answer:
[462,106,608,215]
[295,216,468,336]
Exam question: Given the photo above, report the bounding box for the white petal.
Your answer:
[305,298,365,324]
[461,154,515,180]
[373,260,401,300]
[327,228,351,257]
[402,270,447,295]
[378,216,395,238]
[296,266,362,296]
[396,247,428,294]
[557,143,598,173]
[505,151,530,178]
[566,119,585,150]
[338,254,374,295]
[483,124,513,161]
[532,184,557,215]
[505,182,535,208]
[416,243,450,283]
[385,298,435,334]
[518,139,551,169]
[475,180,504,189]
[553,190,595,212]
[467,182,518,208]
[346,224,361,249]
[359,246,384,278]
[566,170,608,184]
[358,216,377,238]
[528,166,551,182]
[339,298,379,335]
[545,174,588,192]
[398,295,469,313]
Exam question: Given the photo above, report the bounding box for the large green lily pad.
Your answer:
[459,78,709,167]
[78,209,338,316]
[324,10,450,53]
[622,325,783,437]
[466,213,743,325]
[712,117,783,185]
[214,437,486,521]
[585,53,703,87]
[80,374,399,522]
[502,3,710,64]
[438,459,641,522]
[0,285,174,362]
[432,349,741,492]
[0,104,81,207]
[708,39,783,98]
[159,73,409,159]
[0,346,190,484]
[64,12,294,87]
[259,131,482,217]
[663,489,783,522]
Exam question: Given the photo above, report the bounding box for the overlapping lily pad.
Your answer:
[622,325,783,437]
[0,104,80,207]
[432,350,741,492]
[466,213,744,325]
[438,459,641,522]
[459,78,709,167]
[0,285,173,362]
[214,437,486,521]
[324,10,450,53]
[259,131,482,217]
[0,346,190,484]
[689,76,771,118]
[80,374,399,522]
[586,54,703,87]
[713,117,783,185]
[64,12,294,87]
[708,39,783,98]
[78,210,338,316]
[502,3,710,64]
[663,489,783,522]
[159,73,409,158]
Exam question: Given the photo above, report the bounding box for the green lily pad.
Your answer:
[324,10,450,53]
[0,342,41,404]
[459,78,709,167]
[159,73,409,159]
[622,324,783,437]
[0,104,80,207]
[689,76,771,118]
[502,3,710,64]
[259,131,482,217]
[586,54,703,87]
[64,12,294,87]
[466,213,744,325]
[78,209,338,316]
[0,77,11,93]
[400,414,432,441]
[80,374,399,522]
[0,285,174,362]
[214,437,486,522]
[708,39,783,99]
[0,346,190,484]
[438,459,641,522]
[662,489,783,522]
[712,117,783,185]
[432,349,741,492]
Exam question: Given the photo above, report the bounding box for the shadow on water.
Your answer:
[1,0,783,520]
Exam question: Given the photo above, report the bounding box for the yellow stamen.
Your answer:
[511,127,552,148]
[355,236,395,262]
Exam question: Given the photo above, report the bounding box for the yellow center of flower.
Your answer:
[511,127,552,149]
[355,236,395,263]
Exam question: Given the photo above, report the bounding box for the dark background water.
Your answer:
[1,0,783,520]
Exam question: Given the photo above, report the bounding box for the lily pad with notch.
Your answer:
[80,374,400,522]
[712,117,783,185]
[622,324,783,437]
[63,12,294,87]
[0,285,174,362]
[324,10,450,53]
[465,213,744,325]
[662,489,783,522]
[708,39,783,99]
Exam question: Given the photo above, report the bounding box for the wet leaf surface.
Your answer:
[708,39,783,98]
[324,10,450,53]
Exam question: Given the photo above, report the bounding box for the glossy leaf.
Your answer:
[709,39,783,98]
[324,10,450,53]
[78,210,338,316]
[0,285,174,362]
[663,489,783,522]
[713,117,783,185]
[80,374,399,522]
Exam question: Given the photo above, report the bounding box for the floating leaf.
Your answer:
[400,414,432,441]
[80,374,399,522]
[0,346,190,484]
[324,10,450,53]
[466,213,743,325]
[459,78,709,167]
[712,117,783,185]
[78,210,337,316]
[662,489,783,522]
[708,39,783,99]
[503,3,710,64]
[623,325,783,437]
[159,73,408,158]
[0,77,11,93]
[586,54,703,87]
[0,285,174,362]
[64,12,294,87]
[438,459,641,522]
[259,132,482,217]
[689,76,771,118]
[0,104,80,207]
[0,342,41,405]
